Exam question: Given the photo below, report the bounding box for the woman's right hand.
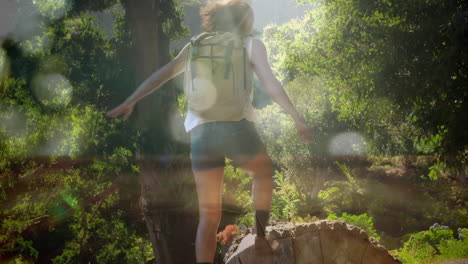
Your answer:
[107,102,135,120]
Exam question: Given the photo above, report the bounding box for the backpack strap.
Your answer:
[190,32,215,58]
[244,36,253,58]
[242,36,253,90]
[243,44,247,90]
[189,32,216,91]
[223,40,235,79]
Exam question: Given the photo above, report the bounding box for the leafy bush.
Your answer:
[256,76,350,168]
[256,76,355,218]
[271,171,305,221]
[437,229,468,262]
[395,224,468,264]
[223,160,254,227]
[327,212,381,241]
[318,163,366,214]
[50,210,154,264]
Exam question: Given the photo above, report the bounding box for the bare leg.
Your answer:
[193,167,224,263]
[241,152,274,254]
[241,153,273,212]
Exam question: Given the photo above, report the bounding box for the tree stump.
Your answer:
[224,220,401,264]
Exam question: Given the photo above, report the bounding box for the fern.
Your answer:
[335,161,356,185]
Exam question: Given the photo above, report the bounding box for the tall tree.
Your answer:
[118,1,196,263]
[1,0,195,263]
[63,0,195,263]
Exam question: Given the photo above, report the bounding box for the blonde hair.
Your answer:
[200,0,254,34]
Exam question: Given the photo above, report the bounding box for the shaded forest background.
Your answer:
[0,0,467,263]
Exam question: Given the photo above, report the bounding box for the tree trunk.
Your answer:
[137,156,197,264]
[121,1,195,263]
[121,0,173,151]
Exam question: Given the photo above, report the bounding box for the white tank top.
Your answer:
[184,36,256,132]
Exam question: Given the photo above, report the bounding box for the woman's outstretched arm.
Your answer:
[107,46,189,119]
[250,38,313,142]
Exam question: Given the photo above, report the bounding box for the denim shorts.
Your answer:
[190,119,266,171]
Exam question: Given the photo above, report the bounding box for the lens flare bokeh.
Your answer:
[60,191,79,209]
[37,118,84,156]
[328,132,367,156]
[0,103,28,139]
[189,77,218,111]
[32,73,73,107]
[0,48,6,75]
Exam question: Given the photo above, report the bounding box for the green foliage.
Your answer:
[235,212,254,228]
[293,214,320,224]
[262,0,468,160]
[356,157,468,240]
[415,127,447,155]
[327,212,381,241]
[256,75,350,167]
[0,0,170,261]
[51,209,153,264]
[16,238,39,260]
[427,161,449,181]
[363,179,468,244]
[335,162,357,185]
[176,93,188,118]
[0,143,145,262]
[66,0,118,15]
[263,15,316,83]
[396,225,468,264]
[223,160,253,226]
[271,171,305,221]
[161,0,190,41]
[437,230,468,262]
[318,163,366,214]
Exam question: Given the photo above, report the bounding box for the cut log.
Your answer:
[224,220,401,264]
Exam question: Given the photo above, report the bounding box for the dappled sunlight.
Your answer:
[328,132,367,156]
[34,0,70,19]
[20,32,53,55]
[38,131,70,157]
[32,73,73,108]
[37,118,84,157]
[256,104,289,141]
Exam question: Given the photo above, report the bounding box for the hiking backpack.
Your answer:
[184,32,253,121]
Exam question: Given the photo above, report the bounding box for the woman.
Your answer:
[107,1,313,263]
